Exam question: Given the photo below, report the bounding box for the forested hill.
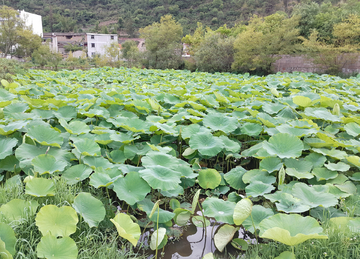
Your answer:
[3,0,349,35]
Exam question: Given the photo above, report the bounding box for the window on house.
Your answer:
[66,36,72,39]
[91,43,95,48]
[91,35,95,39]
[111,35,114,40]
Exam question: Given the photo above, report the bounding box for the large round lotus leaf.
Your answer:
[214,224,238,252]
[62,164,93,185]
[260,157,282,173]
[245,181,275,198]
[242,169,276,184]
[139,166,181,191]
[0,138,18,159]
[53,106,77,121]
[304,152,327,168]
[59,119,90,135]
[72,138,101,156]
[32,154,68,175]
[243,205,274,233]
[37,234,78,259]
[89,172,115,188]
[203,112,238,133]
[292,96,313,107]
[312,148,347,160]
[0,238,12,259]
[27,125,64,148]
[259,214,328,246]
[35,205,78,237]
[275,124,318,137]
[275,193,310,213]
[137,198,175,223]
[233,198,252,226]
[291,183,338,208]
[312,167,338,181]
[150,227,167,250]
[0,199,38,223]
[304,107,341,122]
[240,122,263,136]
[223,166,247,190]
[72,192,105,228]
[82,156,113,169]
[110,132,140,144]
[111,213,141,246]
[262,102,286,114]
[161,184,184,197]
[113,171,151,205]
[25,178,55,197]
[181,124,211,140]
[198,169,221,189]
[344,122,360,137]
[219,135,241,153]
[262,133,304,159]
[202,197,236,224]
[324,162,350,172]
[4,102,28,115]
[141,151,175,168]
[189,132,224,157]
[0,223,16,256]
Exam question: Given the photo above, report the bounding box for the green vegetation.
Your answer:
[0,67,360,258]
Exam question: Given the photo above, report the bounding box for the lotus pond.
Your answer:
[1,67,360,259]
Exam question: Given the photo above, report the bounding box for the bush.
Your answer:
[0,58,29,82]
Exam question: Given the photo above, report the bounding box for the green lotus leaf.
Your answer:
[0,223,16,256]
[223,166,247,190]
[198,169,221,189]
[240,122,263,136]
[243,205,274,233]
[139,166,181,191]
[191,189,201,214]
[181,124,211,139]
[203,112,238,133]
[0,199,38,223]
[89,172,119,188]
[3,102,28,115]
[137,198,175,223]
[110,213,141,246]
[62,164,93,185]
[35,205,78,237]
[25,178,55,197]
[161,184,184,197]
[169,199,181,211]
[113,171,151,205]
[292,96,313,107]
[304,153,327,168]
[72,192,105,228]
[312,148,347,160]
[82,156,114,169]
[275,193,310,213]
[242,169,276,184]
[0,120,29,135]
[312,167,338,181]
[327,174,348,184]
[262,102,286,114]
[0,155,20,173]
[335,181,357,195]
[202,197,236,224]
[202,252,215,259]
[219,135,241,153]
[344,122,360,137]
[32,154,68,175]
[174,209,191,226]
[349,172,360,181]
[0,138,18,160]
[262,133,304,159]
[59,119,90,135]
[275,124,318,137]
[189,132,224,157]
[110,132,139,144]
[214,224,238,252]
[81,107,110,119]
[259,214,328,246]
[53,106,77,121]
[119,118,150,133]
[72,138,101,156]
[346,156,360,168]
[285,168,313,179]
[326,184,350,199]
[291,183,338,208]
[325,162,350,172]
[310,206,347,222]
[304,107,341,122]
[150,227,166,250]
[27,125,64,148]
[275,251,296,259]
[37,234,78,259]
[260,157,282,173]
[245,181,275,198]
[0,238,12,259]
[233,198,252,226]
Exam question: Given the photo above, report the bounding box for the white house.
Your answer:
[19,10,43,37]
[86,33,118,58]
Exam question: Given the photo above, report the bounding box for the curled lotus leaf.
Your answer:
[214,224,238,252]
[0,222,16,256]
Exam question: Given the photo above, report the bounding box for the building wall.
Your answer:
[19,10,43,37]
[87,33,118,58]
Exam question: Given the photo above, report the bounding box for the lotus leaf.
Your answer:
[233,198,252,225]
[191,189,201,214]
[240,122,263,136]
[304,152,327,167]
[275,193,310,213]
[344,122,360,137]
[35,205,78,237]
[214,224,238,252]
[349,172,360,181]
[0,238,12,259]
[203,112,238,133]
[59,119,90,135]
[242,169,276,184]
[292,96,313,107]
[32,154,68,175]
[189,132,224,157]
[202,197,236,224]
[37,234,78,259]
[291,183,338,208]
[346,156,360,168]
[0,138,18,160]
[259,214,328,246]
[223,166,247,190]
[312,167,338,181]
[82,156,114,169]
[139,166,181,191]
[245,181,275,198]
[262,133,304,159]
[27,125,63,148]
[0,223,16,256]
[260,157,282,173]
[275,251,296,259]
[62,164,93,185]
[150,227,167,250]
[0,199,38,223]
[310,206,346,222]
[72,192,105,228]
[242,205,274,233]
[53,106,77,121]
[137,198,175,223]
[72,138,101,156]
[25,178,55,197]
[113,171,151,205]
[0,120,29,135]
[198,169,221,189]
[304,107,341,122]
[174,209,191,226]
[324,162,350,172]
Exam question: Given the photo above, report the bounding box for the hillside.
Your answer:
[5,0,343,35]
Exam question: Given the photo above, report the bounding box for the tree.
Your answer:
[15,29,42,58]
[32,44,62,70]
[105,41,121,67]
[232,14,300,74]
[140,15,183,69]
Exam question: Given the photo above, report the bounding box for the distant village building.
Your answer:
[87,33,118,58]
[19,10,43,37]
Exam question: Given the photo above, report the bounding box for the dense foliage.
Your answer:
[0,67,360,258]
